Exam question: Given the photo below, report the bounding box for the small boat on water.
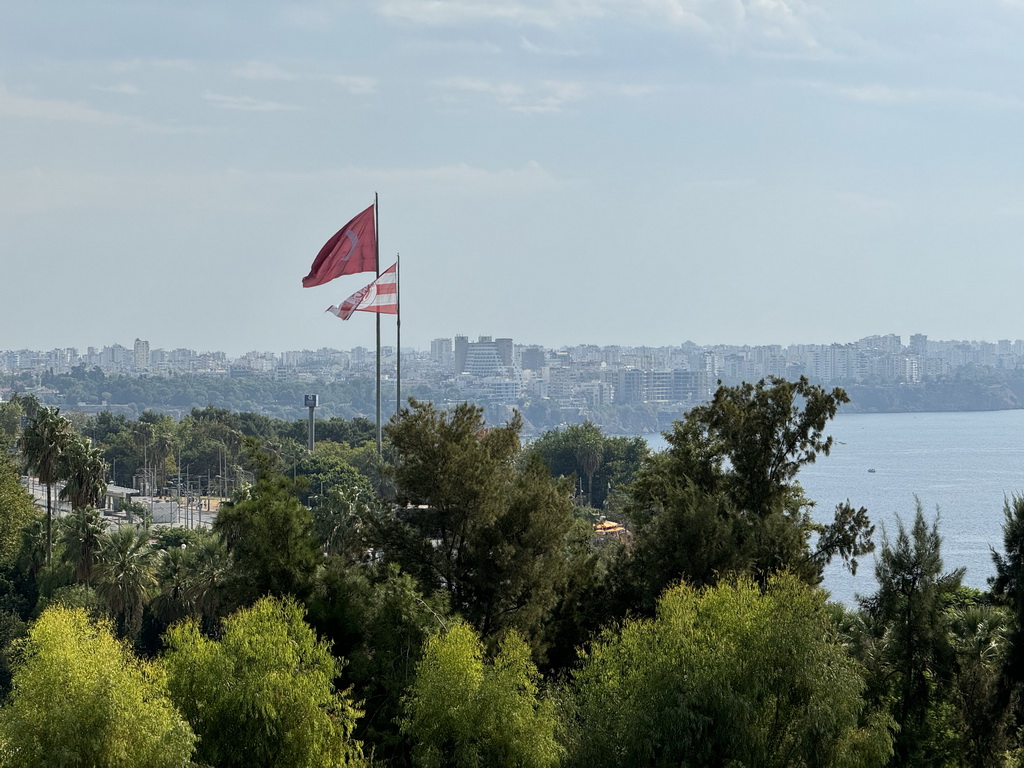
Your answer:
[867,468,876,473]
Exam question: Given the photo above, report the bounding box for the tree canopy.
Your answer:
[0,606,194,768]
[383,400,576,651]
[624,377,873,606]
[402,620,561,768]
[163,595,366,768]
[567,573,893,768]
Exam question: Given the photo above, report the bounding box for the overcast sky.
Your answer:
[3,1,1024,356]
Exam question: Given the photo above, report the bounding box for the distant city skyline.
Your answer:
[6,332,1021,431]
[4,329,1023,368]
[4,3,1024,354]
[9,327,1024,360]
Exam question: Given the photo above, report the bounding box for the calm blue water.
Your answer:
[644,410,1024,606]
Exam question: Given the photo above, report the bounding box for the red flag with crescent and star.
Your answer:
[302,204,376,288]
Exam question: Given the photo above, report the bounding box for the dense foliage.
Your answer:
[1,378,1024,766]
[567,574,893,768]
[0,606,194,768]
[164,596,366,768]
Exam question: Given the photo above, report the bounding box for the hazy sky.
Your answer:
[3,1,1024,356]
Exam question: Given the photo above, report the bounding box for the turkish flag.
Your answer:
[302,204,376,287]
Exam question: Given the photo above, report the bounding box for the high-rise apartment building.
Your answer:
[134,338,150,371]
[431,338,453,367]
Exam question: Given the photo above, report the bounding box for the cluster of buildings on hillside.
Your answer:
[4,334,1024,415]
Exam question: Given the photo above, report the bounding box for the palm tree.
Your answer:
[93,525,157,639]
[58,435,107,512]
[149,417,178,490]
[20,406,74,566]
[151,545,192,626]
[17,517,47,580]
[185,532,230,626]
[59,506,104,585]
[576,437,604,507]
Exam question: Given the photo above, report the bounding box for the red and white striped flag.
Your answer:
[326,262,398,320]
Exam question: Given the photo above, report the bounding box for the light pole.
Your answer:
[305,394,318,452]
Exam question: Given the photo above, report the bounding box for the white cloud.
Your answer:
[809,81,1024,108]
[532,80,586,111]
[616,83,660,97]
[202,92,301,111]
[333,75,378,95]
[519,35,585,56]
[229,62,376,95]
[520,36,543,53]
[368,159,570,196]
[0,82,170,130]
[437,75,525,102]
[90,84,144,95]
[379,0,604,28]
[109,59,196,73]
[834,84,936,104]
[402,38,504,56]
[435,76,588,112]
[434,75,655,112]
[231,61,297,81]
[380,0,825,53]
[0,162,565,218]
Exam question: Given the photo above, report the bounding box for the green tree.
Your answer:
[307,561,450,767]
[289,416,375,447]
[625,377,872,601]
[0,606,194,768]
[57,435,107,512]
[138,411,178,489]
[991,495,1024,718]
[93,525,157,639]
[575,432,603,507]
[58,506,104,586]
[537,516,620,674]
[297,440,372,507]
[312,485,376,558]
[0,399,24,455]
[214,458,319,605]
[526,422,648,509]
[0,461,37,572]
[20,406,74,566]
[859,503,964,767]
[384,400,575,650]
[183,531,230,625]
[649,375,846,513]
[567,573,892,768]
[947,601,1013,767]
[402,620,561,768]
[150,544,193,628]
[163,596,366,768]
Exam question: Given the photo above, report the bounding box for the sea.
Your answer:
[642,410,1024,607]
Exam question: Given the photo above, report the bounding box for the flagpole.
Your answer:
[375,192,382,454]
[396,253,401,419]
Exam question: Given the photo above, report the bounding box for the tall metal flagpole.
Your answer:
[396,254,401,419]
[375,193,382,454]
